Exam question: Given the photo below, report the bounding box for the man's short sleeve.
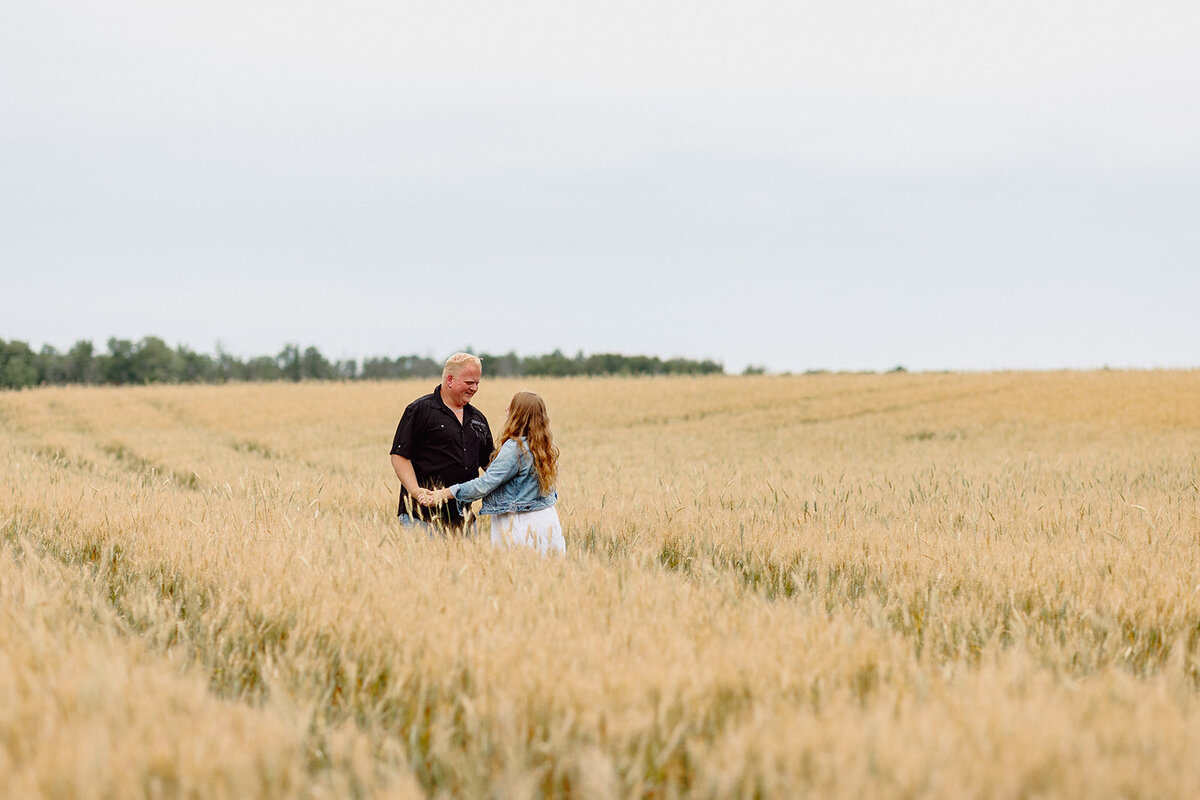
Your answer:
[391,401,424,458]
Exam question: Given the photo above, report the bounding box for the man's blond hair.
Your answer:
[442,353,482,380]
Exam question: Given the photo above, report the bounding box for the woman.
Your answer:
[421,390,564,555]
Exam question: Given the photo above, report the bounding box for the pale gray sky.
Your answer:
[4,1,1198,372]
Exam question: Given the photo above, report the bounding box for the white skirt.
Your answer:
[489,506,565,555]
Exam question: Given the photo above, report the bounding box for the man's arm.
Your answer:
[391,454,427,501]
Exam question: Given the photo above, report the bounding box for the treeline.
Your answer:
[0,337,723,389]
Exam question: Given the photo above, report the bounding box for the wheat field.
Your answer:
[2,371,1199,798]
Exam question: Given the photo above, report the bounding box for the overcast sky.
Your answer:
[4,1,1198,373]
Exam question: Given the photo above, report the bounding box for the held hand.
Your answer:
[419,488,452,506]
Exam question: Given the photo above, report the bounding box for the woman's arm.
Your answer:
[452,439,521,503]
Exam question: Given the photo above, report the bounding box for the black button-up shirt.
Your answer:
[391,385,493,524]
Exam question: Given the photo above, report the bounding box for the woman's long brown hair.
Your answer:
[494,391,559,494]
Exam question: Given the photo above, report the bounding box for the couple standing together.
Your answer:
[389,353,565,555]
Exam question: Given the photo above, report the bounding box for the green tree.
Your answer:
[626,355,658,375]
[134,336,181,383]
[102,338,137,384]
[300,346,334,380]
[177,345,217,383]
[278,344,302,382]
[244,356,281,382]
[66,340,100,384]
[1,340,39,388]
[583,353,625,376]
[1,337,730,388]
[361,355,440,379]
[524,349,579,377]
[480,350,520,378]
[215,345,241,382]
[36,345,69,384]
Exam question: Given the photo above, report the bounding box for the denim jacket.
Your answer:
[450,437,558,514]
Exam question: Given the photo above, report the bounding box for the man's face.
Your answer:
[444,364,481,407]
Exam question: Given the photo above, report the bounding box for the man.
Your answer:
[390,353,493,532]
